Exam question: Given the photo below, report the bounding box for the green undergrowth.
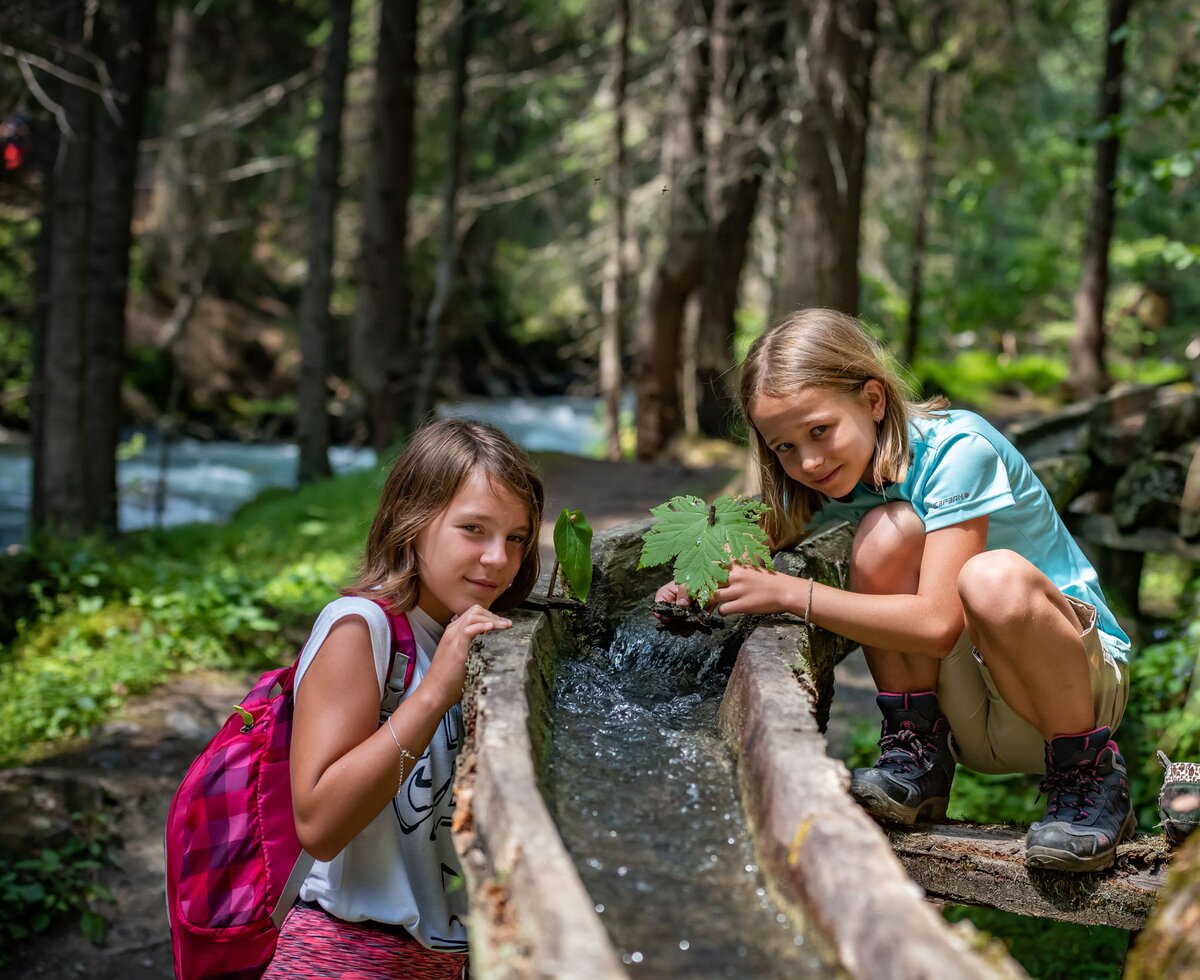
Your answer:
[0,466,385,765]
[0,810,117,959]
[943,905,1128,980]
[911,349,1188,409]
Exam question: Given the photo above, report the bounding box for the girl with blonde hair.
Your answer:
[659,308,1133,872]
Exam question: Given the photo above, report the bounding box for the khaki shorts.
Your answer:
[937,595,1130,775]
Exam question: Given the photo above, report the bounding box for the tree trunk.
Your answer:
[354,0,419,451]
[1069,0,1133,398]
[773,0,877,320]
[633,0,711,460]
[693,0,788,438]
[901,15,943,369]
[30,127,57,534]
[599,0,632,461]
[412,0,475,428]
[297,0,353,484]
[83,0,158,532]
[144,4,195,298]
[34,1,95,536]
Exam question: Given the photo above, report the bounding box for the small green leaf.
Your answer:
[80,910,106,944]
[638,495,771,604]
[553,509,593,602]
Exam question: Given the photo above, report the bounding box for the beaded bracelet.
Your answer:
[385,715,418,794]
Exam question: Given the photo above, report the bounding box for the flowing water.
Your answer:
[546,616,832,978]
[0,395,616,547]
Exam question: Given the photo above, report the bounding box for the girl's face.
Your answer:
[413,469,532,626]
[750,382,886,499]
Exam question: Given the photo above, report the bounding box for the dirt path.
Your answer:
[5,454,749,978]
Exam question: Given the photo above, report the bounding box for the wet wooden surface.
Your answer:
[887,821,1172,931]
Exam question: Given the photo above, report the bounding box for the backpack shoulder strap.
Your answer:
[371,599,418,714]
[388,611,417,693]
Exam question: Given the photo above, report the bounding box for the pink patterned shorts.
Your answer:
[264,903,468,979]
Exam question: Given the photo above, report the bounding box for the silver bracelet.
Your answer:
[385,715,417,792]
[802,577,814,626]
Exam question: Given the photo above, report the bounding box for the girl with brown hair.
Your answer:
[266,417,543,978]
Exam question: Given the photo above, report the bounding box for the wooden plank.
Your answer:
[722,626,1027,979]
[887,821,1172,931]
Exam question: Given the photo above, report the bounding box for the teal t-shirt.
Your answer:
[813,409,1130,663]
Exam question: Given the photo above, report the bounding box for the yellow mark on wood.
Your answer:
[788,819,812,866]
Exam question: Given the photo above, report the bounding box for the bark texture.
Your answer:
[599,0,631,461]
[633,0,711,459]
[36,1,95,535]
[297,0,353,483]
[693,0,788,438]
[35,1,154,536]
[773,0,877,319]
[354,0,419,450]
[901,15,943,369]
[1068,0,1133,398]
[83,0,158,530]
[412,0,475,427]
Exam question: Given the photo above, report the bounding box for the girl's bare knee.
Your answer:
[958,550,1039,628]
[850,502,925,594]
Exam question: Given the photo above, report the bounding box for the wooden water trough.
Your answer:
[452,520,1054,978]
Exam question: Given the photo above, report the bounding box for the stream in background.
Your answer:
[0,395,615,548]
[546,616,831,978]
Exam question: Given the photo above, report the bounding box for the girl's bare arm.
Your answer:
[712,516,988,658]
[289,608,508,860]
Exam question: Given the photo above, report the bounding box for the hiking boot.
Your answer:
[850,692,956,826]
[1025,727,1135,872]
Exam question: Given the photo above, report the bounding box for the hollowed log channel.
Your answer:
[453,519,1024,979]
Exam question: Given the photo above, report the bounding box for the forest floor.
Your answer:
[5,449,878,978]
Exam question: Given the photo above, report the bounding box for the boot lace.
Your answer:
[877,724,934,775]
[1037,764,1101,822]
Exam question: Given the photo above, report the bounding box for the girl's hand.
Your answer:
[655,581,691,608]
[423,604,513,710]
[710,562,799,617]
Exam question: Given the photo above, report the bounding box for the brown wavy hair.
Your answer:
[740,308,946,549]
[344,418,544,613]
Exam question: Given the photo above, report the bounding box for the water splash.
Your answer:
[546,614,830,978]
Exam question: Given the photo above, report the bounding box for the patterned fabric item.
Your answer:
[166,604,414,980]
[1159,750,1200,846]
[263,904,468,979]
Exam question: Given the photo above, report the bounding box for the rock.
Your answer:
[1031,453,1092,513]
[1145,384,1200,452]
[1112,453,1187,532]
[1084,384,1163,468]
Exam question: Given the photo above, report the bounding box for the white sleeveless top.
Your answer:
[293,596,468,952]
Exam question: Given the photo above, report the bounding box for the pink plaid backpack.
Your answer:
[165,602,416,980]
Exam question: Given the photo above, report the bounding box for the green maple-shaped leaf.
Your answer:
[553,508,593,602]
[638,495,771,605]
